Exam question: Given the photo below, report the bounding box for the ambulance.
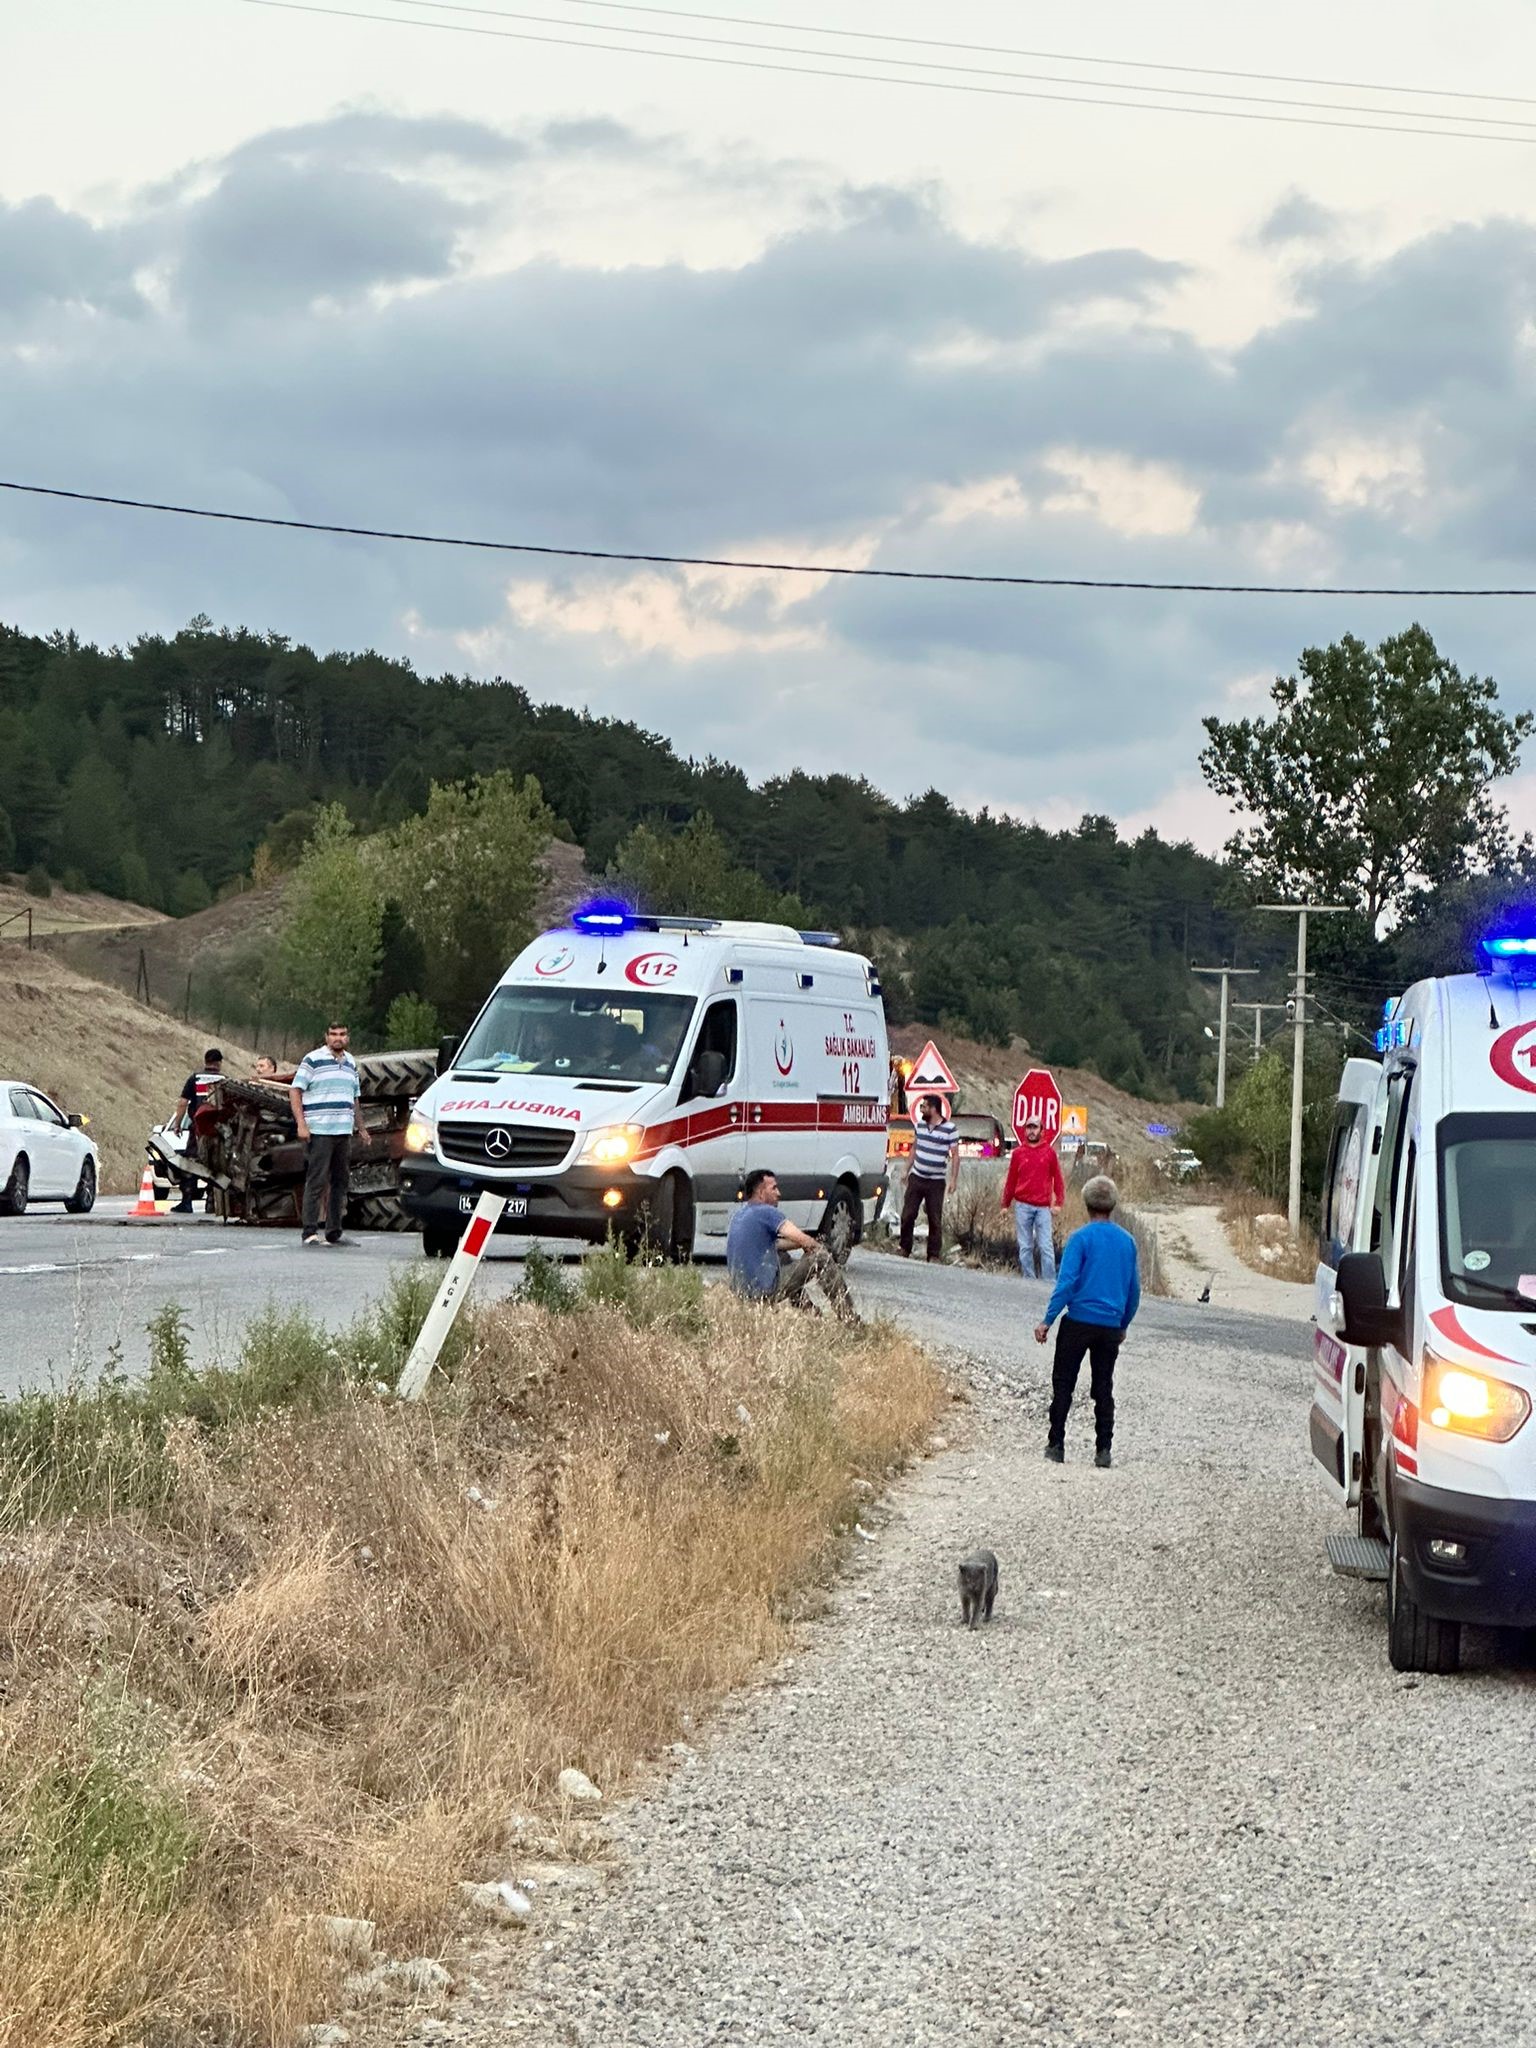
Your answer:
[1313,930,1536,1672]
[399,904,889,1263]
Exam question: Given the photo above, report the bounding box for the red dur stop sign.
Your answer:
[1012,1069,1062,1143]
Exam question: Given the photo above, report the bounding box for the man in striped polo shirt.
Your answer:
[898,1093,959,1262]
[290,1021,361,1246]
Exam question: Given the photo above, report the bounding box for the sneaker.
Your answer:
[1044,1441,1064,1464]
[172,1201,194,1215]
[302,1233,324,1247]
[326,1234,353,1247]
[1095,1448,1113,1469]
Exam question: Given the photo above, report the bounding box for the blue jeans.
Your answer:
[1013,1203,1055,1280]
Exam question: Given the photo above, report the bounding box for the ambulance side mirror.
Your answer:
[1335,1251,1404,1350]
[686,1049,727,1100]
[436,1034,462,1077]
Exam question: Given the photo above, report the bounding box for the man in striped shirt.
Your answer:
[898,1094,959,1262]
[290,1021,361,1246]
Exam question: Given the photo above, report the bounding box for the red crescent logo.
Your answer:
[1490,1022,1536,1093]
[534,947,575,978]
[625,952,680,987]
[774,1021,794,1075]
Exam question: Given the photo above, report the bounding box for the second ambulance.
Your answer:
[1313,928,1536,1672]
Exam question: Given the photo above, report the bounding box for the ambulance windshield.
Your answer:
[1439,1112,1536,1309]
[453,987,696,1084]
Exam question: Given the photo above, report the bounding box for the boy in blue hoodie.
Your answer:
[1033,1175,1140,1468]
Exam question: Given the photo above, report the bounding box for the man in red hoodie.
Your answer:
[1000,1116,1065,1279]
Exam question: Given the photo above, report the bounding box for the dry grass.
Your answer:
[0,1268,943,2046]
[1220,1185,1318,1284]
[943,1163,1170,1296]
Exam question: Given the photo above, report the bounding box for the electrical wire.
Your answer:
[9,479,1536,595]
[465,0,1536,114]
[360,0,1536,134]
[226,0,1536,146]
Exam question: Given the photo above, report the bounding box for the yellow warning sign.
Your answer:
[1059,1103,1089,1138]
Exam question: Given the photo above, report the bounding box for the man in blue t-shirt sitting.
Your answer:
[726,1168,859,1324]
[1034,1174,1141,1468]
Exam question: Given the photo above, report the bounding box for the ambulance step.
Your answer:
[1326,1531,1390,1580]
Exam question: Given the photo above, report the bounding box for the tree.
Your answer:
[610,811,806,924]
[272,803,384,1021]
[382,992,440,1049]
[386,772,554,1023]
[1199,626,1532,930]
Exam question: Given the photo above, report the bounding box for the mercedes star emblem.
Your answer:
[484,1127,513,1159]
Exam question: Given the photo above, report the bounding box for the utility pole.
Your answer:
[1257,904,1347,1233]
[1192,965,1259,1109]
[1233,999,1287,1062]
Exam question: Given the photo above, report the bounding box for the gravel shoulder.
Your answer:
[404,1256,1536,2048]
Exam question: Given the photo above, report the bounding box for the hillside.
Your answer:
[1,616,1276,1100]
[889,1024,1195,1165]
[42,839,593,1054]
[0,945,254,1191]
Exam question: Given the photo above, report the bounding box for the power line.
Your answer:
[518,0,1536,114]
[227,0,1536,146]
[10,479,1536,596]
[364,0,1536,134]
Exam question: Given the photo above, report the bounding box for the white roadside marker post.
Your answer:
[397,1191,507,1401]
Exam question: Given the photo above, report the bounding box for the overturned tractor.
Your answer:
[145,1052,435,1230]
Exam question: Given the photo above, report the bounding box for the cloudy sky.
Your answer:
[5,0,1536,845]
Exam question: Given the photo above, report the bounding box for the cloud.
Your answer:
[1255,192,1340,247]
[4,113,1536,842]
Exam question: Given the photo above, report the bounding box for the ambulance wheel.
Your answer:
[422,1221,461,1260]
[628,1175,679,1262]
[667,1176,695,1263]
[818,1184,859,1265]
[1386,1531,1461,1674]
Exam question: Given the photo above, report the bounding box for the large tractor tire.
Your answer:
[353,1051,437,1098]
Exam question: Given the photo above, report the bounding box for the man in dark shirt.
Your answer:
[726,1169,859,1324]
[167,1048,223,1214]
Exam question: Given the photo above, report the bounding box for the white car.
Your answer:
[0,1081,99,1214]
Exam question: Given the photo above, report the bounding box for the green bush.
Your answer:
[23,863,51,899]
[14,1691,197,1911]
[382,990,439,1050]
[516,1244,577,1315]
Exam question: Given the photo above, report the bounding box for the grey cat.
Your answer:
[958,1549,998,1628]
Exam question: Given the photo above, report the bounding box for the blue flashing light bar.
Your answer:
[1376,1019,1410,1052]
[1483,934,1536,958]
[571,899,632,934]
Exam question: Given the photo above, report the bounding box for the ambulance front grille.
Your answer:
[438,1122,576,1171]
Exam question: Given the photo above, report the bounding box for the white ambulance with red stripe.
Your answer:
[400,903,889,1263]
[1314,932,1536,1672]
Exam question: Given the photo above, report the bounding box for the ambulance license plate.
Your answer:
[459,1195,528,1218]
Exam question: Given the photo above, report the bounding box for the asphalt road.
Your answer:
[0,1203,1290,1398]
[0,1199,543,1394]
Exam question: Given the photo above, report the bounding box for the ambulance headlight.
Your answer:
[1425,1360,1531,1442]
[404,1116,436,1155]
[579,1123,645,1167]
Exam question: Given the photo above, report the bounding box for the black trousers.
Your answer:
[1048,1316,1124,1451]
[899,1174,947,1261]
[301,1132,352,1238]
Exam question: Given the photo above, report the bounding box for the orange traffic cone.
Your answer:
[129,1162,160,1217]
